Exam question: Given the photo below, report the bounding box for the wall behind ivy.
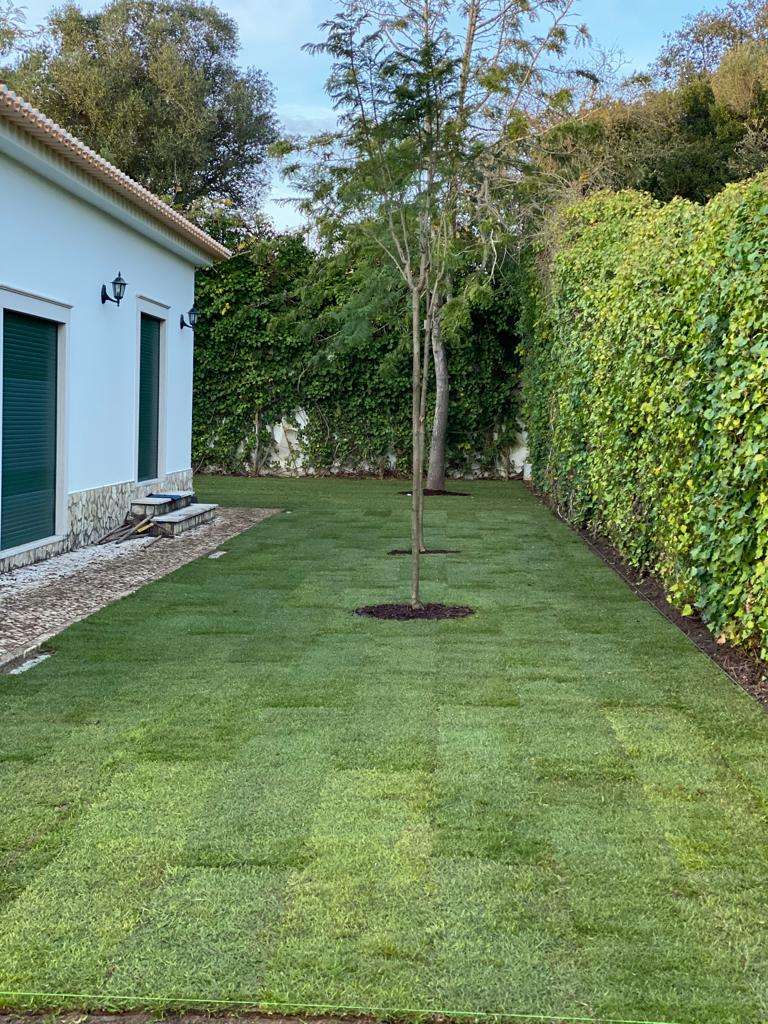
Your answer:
[521,177,768,659]
[193,233,522,479]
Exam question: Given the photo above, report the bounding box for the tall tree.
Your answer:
[0,1,26,60]
[5,0,276,212]
[522,29,768,216]
[654,0,768,82]
[283,0,591,607]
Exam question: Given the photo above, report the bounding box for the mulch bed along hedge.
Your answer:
[530,486,768,710]
[355,603,475,620]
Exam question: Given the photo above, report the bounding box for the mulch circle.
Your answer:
[355,602,475,621]
[388,548,461,556]
[398,489,472,497]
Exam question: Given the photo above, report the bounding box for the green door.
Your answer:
[1,310,58,551]
[138,314,161,482]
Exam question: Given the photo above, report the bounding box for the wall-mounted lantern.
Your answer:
[101,272,127,306]
[180,306,197,331]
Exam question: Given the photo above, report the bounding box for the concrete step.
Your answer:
[131,490,195,519]
[150,503,218,538]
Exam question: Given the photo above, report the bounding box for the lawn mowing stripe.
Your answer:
[429,702,590,1016]
[100,864,290,999]
[606,708,768,1019]
[0,764,226,992]
[260,768,436,1009]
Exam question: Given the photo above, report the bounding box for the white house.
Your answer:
[0,85,229,571]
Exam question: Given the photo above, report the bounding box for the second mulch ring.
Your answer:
[355,603,475,620]
[388,548,461,555]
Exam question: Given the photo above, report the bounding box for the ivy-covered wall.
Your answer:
[193,233,522,478]
[521,177,768,659]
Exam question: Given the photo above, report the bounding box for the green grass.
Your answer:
[0,478,766,1024]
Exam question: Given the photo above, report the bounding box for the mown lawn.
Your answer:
[0,478,766,1024]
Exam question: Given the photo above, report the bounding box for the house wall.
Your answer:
[0,139,201,570]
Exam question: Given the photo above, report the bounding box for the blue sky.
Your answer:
[19,0,718,227]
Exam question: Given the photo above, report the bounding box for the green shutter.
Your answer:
[1,310,58,550]
[138,314,160,482]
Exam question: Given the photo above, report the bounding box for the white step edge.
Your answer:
[131,496,177,508]
[152,503,218,524]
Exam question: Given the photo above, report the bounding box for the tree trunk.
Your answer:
[417,312,431,552]
[426,312,449,492]
[410,286,423,608]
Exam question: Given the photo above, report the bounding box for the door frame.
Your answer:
[133,296,168,486]
[0,284,70,557]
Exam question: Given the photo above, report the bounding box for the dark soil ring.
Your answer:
[398,489,472,497]
[355,602,475,621]
[388,548,461,556]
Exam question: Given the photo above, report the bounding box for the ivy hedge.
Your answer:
[193,232,521,477]
[521,176,768,660]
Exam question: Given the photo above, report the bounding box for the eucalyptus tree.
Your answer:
[283,0,592,607]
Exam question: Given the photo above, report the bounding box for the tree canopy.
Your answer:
[518,7,768,216]
[654,0,768,82]
[3,0,277,212]
[0,1,26,60]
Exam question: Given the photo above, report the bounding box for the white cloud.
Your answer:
[278,102,338,135]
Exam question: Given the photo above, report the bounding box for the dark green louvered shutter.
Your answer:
[138,314,160,481]
[1,310,58,550]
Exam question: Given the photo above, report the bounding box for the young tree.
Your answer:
[283,0,591,607]
[5,0,276,213]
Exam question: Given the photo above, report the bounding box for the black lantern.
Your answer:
[101,272,127,306]
[180,306,197,330]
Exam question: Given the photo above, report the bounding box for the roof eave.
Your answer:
[0,84,231,262]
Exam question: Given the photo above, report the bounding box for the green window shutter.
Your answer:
[1,310,58,550]
[138,314,161,482]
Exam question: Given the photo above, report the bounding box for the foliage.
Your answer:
[0,0,25,59]
[654,0,768,81]
[192,232,520,477]
[192,232,313,474]
[520,15,768,223]
[4,0,276,212]
[521,177,768,659]
[287,1,595,507]
[525,64,768,213]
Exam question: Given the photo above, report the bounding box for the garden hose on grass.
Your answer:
[0,991,681,1024]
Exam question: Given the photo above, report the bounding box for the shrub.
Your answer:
[521,176,768,659]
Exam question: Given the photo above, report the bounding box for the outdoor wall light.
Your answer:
[101,272,127,306]
[180,306,198,330]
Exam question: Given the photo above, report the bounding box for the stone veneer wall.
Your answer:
[0,469,193,573]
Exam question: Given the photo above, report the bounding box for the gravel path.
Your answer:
[0,507,278,665]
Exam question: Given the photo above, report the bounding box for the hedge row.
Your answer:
[193,234,520,477]
[521,177,768,659]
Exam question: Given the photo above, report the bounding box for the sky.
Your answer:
[18,0,720,228]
